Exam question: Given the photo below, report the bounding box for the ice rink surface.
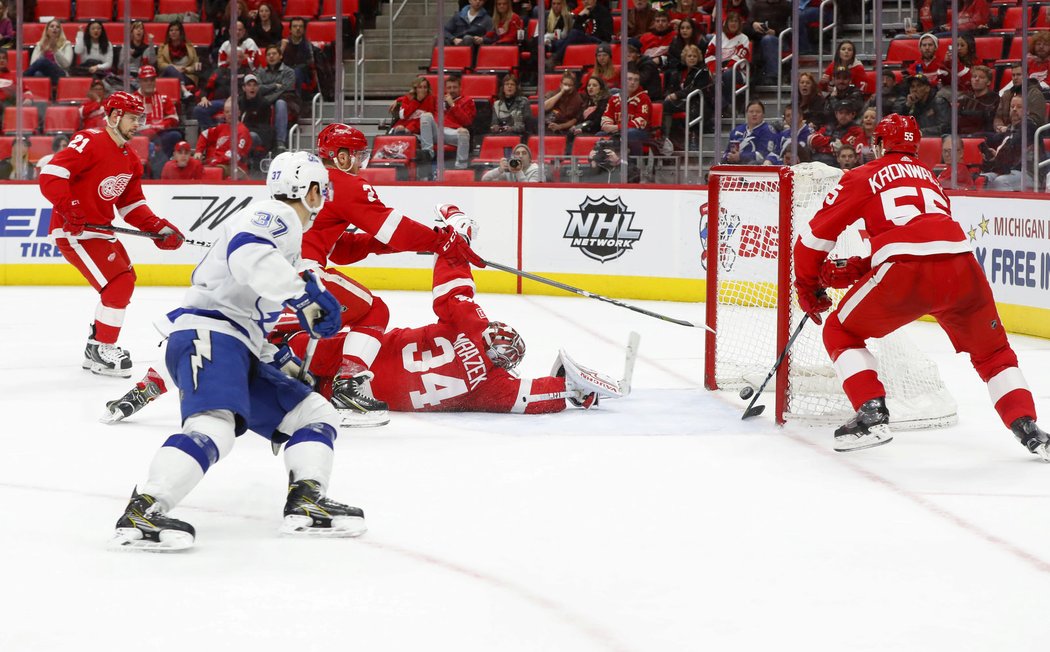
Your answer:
[2,285,1049,651]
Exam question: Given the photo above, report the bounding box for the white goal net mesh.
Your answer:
[710,163,957,429]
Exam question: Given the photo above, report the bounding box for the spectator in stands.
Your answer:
[808,99,865,165]
[71,20,113,78]
[670,0,706,31]
[524,0,573,84]
[627,39,664,101]
[482,142,541,182]
[724,0,750,22]
[281,18,316,94]
[581,43,620,91]
[661,44,712,149]
[1027,31,1050,89]
[571,75,611,136]
[390,77,437,137]
[552,0,613,68]
[836,143,859,170]
[958,64,997,135]
[938,135,977,190]
[705,12,750,110]
[214,0,250,58]
[444,0,493,48]
[25,19,73,86]
[249,2,284,50]
[0,136,32,180]
[258,45,296,152]
[895,74,949,136]
[720,99,778,164]
[578,135,641,183]
[826,65,865,118]
[0,0,13,52]
[219,20,262,71]
[820,40,868,94]
[512,1,533,19]
[934,0,989,36]
[124,21,158,79]
[418,74,475,169]
[194,98,252,179]
[489,74,529,135]
[906,33,946,87]
[936,34,975,100]
[995,63,1046,131]
[193,66,235,130]
[79,79,108,130]
[485,0,524,45]
[666,18,703,75]
[640,12,675,69]
[135,65,183,178]
[600,66,652,156]
[866,70,904,114]
[856,107,877,162]
[774,106,815,165]
[158,20,201,87]
[980,95,1035,191]
[543,71,584,135]
[797,71,828,126]
[238,73,274,152]
[627,0,655,38]
[745,0,791,87]
[35,134,69,171]
[161,140,204,180]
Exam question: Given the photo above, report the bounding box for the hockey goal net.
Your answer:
[703,163,957,428]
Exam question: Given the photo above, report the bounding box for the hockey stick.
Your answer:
[741,315,810,420]
[298,337,319,383]
[483,259,714,333]
[84,223,211,247]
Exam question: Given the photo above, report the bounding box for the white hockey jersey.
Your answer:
[158,199,313,359]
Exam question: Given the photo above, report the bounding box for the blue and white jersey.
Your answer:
[158,199,312,359]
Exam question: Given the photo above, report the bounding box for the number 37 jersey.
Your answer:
[794,153,972,286]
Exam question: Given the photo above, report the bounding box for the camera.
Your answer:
[592,139,617,169]
[509,157,522,170]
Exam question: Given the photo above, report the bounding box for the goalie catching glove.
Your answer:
[819,256,870,289]
[285,270,342,339]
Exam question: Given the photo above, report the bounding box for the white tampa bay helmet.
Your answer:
[267,151,332,216]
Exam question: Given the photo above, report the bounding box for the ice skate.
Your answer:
[281,477,367,537]
[834,397,893,452]
[330,371,390,427]
[1011,417,1050,462]
[100,367,168,423]
[435,203,479,243]
[112,490,195,552]
[83,341,133,378]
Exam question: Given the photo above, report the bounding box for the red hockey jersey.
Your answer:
[793,152,971,289]
[600,87,652,130]
[194,122,251,169]
[39,128,158,234]
[135,90,179,136]
[301,167,442,268]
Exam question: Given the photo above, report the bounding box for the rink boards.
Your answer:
[1,181,1049,337]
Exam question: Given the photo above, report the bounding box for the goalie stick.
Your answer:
[84,223,212,247]
[741,315,810,419]
[483,260,714,333]
[525,332,640,404]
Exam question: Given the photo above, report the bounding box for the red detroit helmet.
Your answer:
[873,113,920,156]
[316,123,368,159]
[103,91,145,116]
[138,65,158,80]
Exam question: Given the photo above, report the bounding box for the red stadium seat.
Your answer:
[56,77,94,104]
[183,23,214,47]
[6,49,28,73]
[566,135,601,166]
[429,46,473,73]
[76,0,115,20]
[201,166,225,180]
[128,136,150,164]
[884,38,920,67]
[527,135,567,162]
[973,36,1005,64]
[306,20,337,45]
[917,137,942,167]
[371,135,417,168]
[21,77,51,101]
[0,137,11,160]
[284,0,321,19]
[529,74,565,99]
[460,74,498,101]
[27,136,54,164]
[1003,35,1024,62]
[116,0,155,20]
[992,6,1033,34]
[474,46,519,74]
[44,106,81,135]
[556,44,598,71]
[441,169,477,183]
[2,106,40,135]
[1038,5,1050,28]
[155,78,181,105]
[158,0,200,14]
[21,23,46,45]
[104,23,126,44]
[358,167,398,183]
[34,0,72,20]
[961,138,984,166]
[144,23,170,45]
[473,135,523,165]
[321,0,359,18]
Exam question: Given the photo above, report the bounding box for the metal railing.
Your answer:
[816,0,838,75]
[1033,123,1050,192]
[777,27,793,115]
[289,123,300,151]
[683,89,705,183]
[388,0,411,73]
[354,34,365,117]
[731,58,750,128]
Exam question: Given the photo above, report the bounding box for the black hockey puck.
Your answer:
[739,386,755,400]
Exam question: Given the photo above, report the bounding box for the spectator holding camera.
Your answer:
[482,143,541,182]
[579,136,641,183]
[489,74,530,135]
[544,72,584,135]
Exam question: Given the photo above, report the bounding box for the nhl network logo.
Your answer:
[564,195,643,263]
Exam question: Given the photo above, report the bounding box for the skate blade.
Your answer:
[338,410,390,428]
[834,426,893,452]
[280,515,367,538]
[110,529,194,552]
[88,362,133,379]
[99,407,124,424]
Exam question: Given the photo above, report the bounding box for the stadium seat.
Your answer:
[474,135,523,165]
[183,23,215,47]
[158,0,200,15]
[321,0,359,18]
[1003,36,1024,62]
[358,167,398,184]
[973,36,1005,64]
[43,106,81,135]
[961,138,984,166]
[75,0,115,21]
[56,77,94,104]
[528,74,565,100]
[441,169,477,183]
[6,49,28,73]
[991,6,1033,34]
[3,107,40,135]
[61,23,80,43]
[527,135,567,162]
[128,136,150,165]
[21,77,51,101]
[144,23,170,45]
[884,38,920,67]
[104,23,126,44]
[201,166,225,180]
[1038,5,1050,28]
[155,78,181,105]
[566,135,601,167]
[917,137,942,167]
[27,136,54,164]
[460,74,498,102]
[21,23,45,45]
[0,137,11,160]
[284,0,321,19]
[556,44,598,71]
[35,0,72,20]
[429,46,473,73]
[306,20,337,45]
[370,135,417,170]
[474,46,519,74]
[116,0,155,20]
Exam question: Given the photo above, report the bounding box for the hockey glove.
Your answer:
[285,270,342,339]
[57,198,87,236]
[141,216,185,250]
[819,256,871,289]
[796,283,833,325]
[433,225,485,268]
[271,345,317,388]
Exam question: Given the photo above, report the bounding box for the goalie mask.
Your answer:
[483,321,525,371]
